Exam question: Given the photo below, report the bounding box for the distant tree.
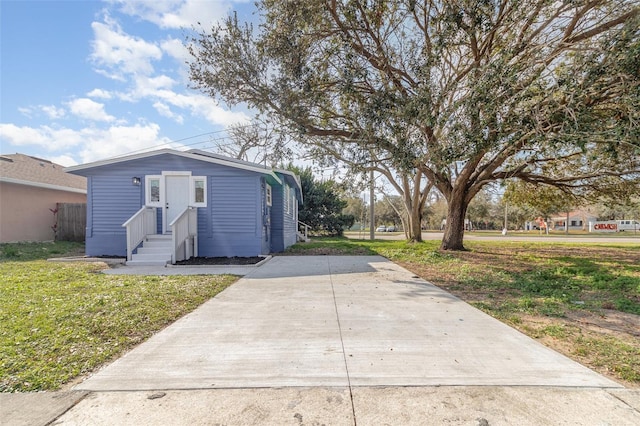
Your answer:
[375,195,402,227]
[424,197,448,230]
[217,116,296,167]
[504,181,577,233]
[342,195,367,226]
[595,197,640,220]
[467,189,495,230]
[295,167,351,235]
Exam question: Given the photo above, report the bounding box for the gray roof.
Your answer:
[0,153,87,192]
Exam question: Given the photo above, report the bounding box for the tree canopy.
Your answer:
[294,167,353,235]
[189,0,640,250]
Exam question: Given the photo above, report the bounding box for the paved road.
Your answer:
[348,231,640,244]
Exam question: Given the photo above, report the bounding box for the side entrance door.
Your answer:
[164,174,190,233]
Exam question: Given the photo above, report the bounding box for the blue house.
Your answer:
[66,149,303,265]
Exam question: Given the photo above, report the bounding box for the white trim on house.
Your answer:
[274,168,303,202]
[265,184,272,207]
[0,177,87,194]
[65,148,282,184]
[190,176,207,207]
[145,175,163,207]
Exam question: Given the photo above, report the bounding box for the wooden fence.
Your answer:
[56,203,86,242]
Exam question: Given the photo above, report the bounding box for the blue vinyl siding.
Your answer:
[86,175,143,256]
[75,153,295,257]
[270,183,285,252]
[282,183,298,249]
[270,178,300,252]
[199,173,263,257]
[283,192,298,248]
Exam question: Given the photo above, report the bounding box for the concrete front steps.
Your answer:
[126,234,172,266]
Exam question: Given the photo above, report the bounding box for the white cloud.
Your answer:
[76,123,174,163]
[50,155,78,167]
[41,105,66,120]
[18,107,33,118]
[90,15,163,80]
[161,37,189,63]
[145,89,249,127]
[0,124,86,150]
[108,0,234,29]
[0,123,52,147]
[153,102,184,124]
[87,88,113,99]
[15,105,65,120]
[67,98,116,122]
[0,122,178,163]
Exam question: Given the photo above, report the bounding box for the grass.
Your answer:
[0,242,238,392]
[287,236,640,385]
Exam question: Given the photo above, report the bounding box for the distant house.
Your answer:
[549,210,599,231]
[66,149,303,265]
[0,154,87,242]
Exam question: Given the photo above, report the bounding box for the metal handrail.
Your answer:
[122,206,157,261]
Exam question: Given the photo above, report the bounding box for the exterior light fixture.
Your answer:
[132,177,141,186]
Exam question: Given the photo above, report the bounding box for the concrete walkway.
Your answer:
[4,256,640,425]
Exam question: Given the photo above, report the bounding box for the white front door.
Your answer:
[164,174,190,233]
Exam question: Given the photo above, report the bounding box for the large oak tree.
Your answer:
[189,0,640,249]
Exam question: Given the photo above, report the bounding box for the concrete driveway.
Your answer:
[14,256,639,425]
[76,256,618,391]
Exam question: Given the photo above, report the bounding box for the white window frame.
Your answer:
[285,185,291,214]
[145,175,163,207]
[266,184,272,207]
[191,176,207,207]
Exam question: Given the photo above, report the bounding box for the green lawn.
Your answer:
[287,236,640,385]
[0,242,237,392]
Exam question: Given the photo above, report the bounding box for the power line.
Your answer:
[109,123,262,159]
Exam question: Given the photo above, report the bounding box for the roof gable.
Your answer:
[66,148,282,183]
[0,153,86,192]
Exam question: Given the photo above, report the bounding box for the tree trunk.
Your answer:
[408,202,423,242]
[440,191,468,250]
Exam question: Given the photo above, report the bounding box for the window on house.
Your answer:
[266,184,272,206]
[146,176,162,207]
[285,185,290,214]
[571,220,577,226]
[191,176,207,207]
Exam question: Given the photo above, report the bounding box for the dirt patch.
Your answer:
[563,309,640,338]
[175,256,264,266]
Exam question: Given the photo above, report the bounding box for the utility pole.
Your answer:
[503,202,508,235]
[369,168,375,240]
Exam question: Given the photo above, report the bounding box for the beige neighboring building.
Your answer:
[0,154,86,242]
[549,209,599,231]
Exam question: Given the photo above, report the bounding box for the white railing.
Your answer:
[298,220,310,242]
[122,206,157,261]
[170,206,198,263]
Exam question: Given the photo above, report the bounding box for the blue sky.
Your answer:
[1,0,257,166]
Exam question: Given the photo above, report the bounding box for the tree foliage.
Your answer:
[188,0,640,250]
[504,180,577,232]
[294,167,352,235]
